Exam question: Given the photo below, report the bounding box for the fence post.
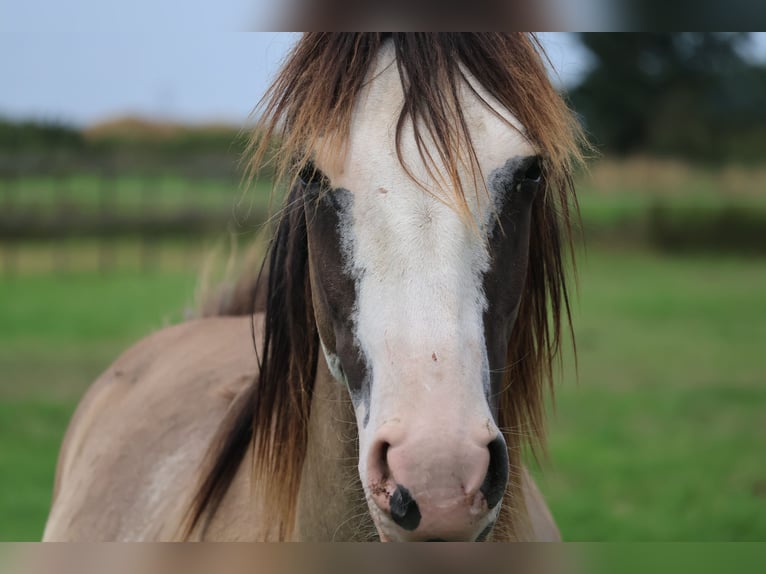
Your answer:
[98,167,114,274]
[139,172,156,273]
[1,167,17,276]
[53,170,70,274]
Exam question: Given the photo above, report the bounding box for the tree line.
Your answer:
[3,34,766,164]
[569,33,766,163]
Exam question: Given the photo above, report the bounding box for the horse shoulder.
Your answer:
[44,315,262,541]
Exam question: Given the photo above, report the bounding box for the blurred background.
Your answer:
[0,32,765,541]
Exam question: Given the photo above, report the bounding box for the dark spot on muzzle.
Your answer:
[390,484,421,531]
[480,435,509,510]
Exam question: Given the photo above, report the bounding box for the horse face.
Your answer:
[304,63,542,542]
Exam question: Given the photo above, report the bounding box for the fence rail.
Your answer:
[3,163,766,275]
[0,168,269,274]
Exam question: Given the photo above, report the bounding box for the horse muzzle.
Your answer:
[364,427,509,541]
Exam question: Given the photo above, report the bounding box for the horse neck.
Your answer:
[293,352,374,541]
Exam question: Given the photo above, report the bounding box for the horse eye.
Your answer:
[298,161,326,187]
[523,157,542,183]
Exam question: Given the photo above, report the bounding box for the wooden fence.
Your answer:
[0,168,268,275]
[2,162,765,275]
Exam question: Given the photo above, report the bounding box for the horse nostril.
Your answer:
[389,484,421,531]
[378,441,391,477]
[480,435,509,509]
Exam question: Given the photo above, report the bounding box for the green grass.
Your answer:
[536,248,766,540]
[0,269,198,539]
[0,245,764,540]
[0,400,82,537]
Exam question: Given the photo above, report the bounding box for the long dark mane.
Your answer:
[181,33,586,541]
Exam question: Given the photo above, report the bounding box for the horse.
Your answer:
[43,33,585,542]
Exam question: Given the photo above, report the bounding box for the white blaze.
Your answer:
[314,44,536,505]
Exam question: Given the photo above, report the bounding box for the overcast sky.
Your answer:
[1,7,764,128]
[0,4,591,128]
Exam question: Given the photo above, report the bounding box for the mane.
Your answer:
[181,33,586,541]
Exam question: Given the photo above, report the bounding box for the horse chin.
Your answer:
[368,504,495,542]
[373,524,491,543]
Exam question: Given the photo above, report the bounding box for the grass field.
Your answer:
[537,248,766,540]
[1,242,765,541]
